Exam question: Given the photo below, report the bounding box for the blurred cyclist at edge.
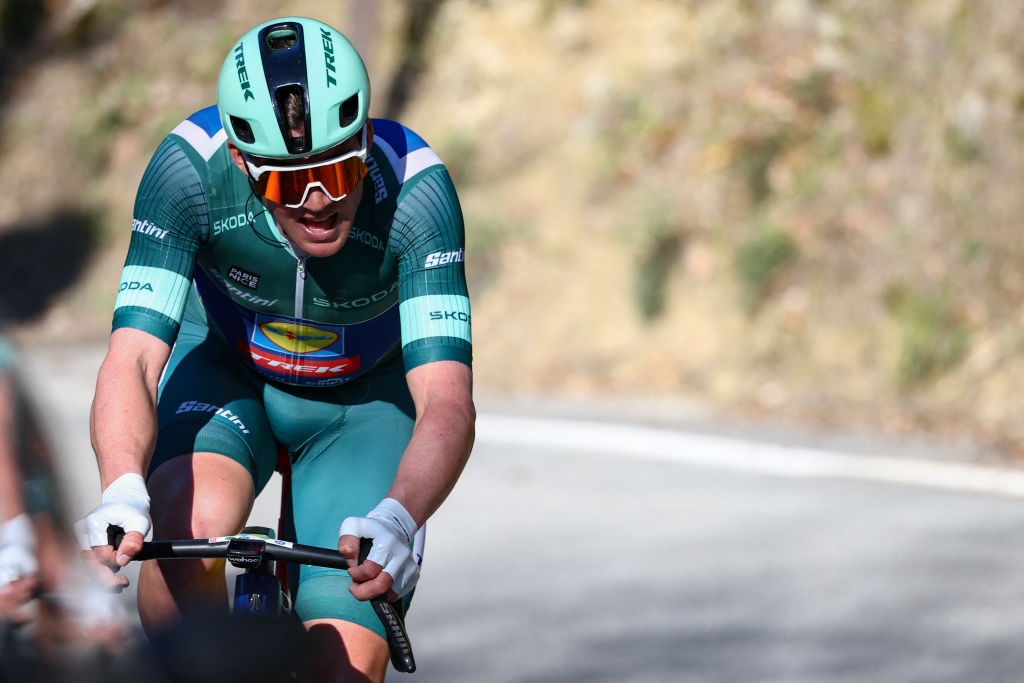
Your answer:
[1,331,128,681]
[0,335,40,618]
[76,16,475,681]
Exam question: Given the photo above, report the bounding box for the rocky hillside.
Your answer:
[3,0,1024,459]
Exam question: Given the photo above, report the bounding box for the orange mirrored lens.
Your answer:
[256,156,369,206]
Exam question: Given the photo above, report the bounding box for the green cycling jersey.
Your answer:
[113,106,471,387]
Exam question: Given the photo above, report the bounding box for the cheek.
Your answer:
[265,204,301,236]
[340,200,358,220]
[266,202,294,227]
[341,187,365,217]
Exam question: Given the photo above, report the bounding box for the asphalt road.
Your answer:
[18,345,1024,682]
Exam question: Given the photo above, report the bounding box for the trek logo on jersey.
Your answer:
[227,266,260,291]
[259,322,340,353]
[119,280,154,293]
[131,218,168,240]
[248,348,361,378]
[321,28,338,86]
[175,401,250,434]
[425,249,464,269]
[234,44,254,101]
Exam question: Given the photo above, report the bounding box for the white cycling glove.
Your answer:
[339,498,420,598]
[0,513,37,584]
[74,473,151,550]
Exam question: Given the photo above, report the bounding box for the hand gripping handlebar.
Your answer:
[108,526,416,673]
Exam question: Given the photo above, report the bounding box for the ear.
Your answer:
[226,141,248,175]
[366,119,374,149]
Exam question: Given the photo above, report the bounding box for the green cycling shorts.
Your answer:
[150,317,417,637]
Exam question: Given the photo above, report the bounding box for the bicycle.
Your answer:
[108,524,417,674]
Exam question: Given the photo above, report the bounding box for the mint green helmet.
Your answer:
[217,17,370,158]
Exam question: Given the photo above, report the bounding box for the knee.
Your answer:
[148,453,254,539]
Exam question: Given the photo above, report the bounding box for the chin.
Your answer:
[302,240,347,258]
[300,226,351,257]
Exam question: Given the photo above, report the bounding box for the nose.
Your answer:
[299,183,334,211]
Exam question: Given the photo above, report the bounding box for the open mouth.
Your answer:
[299,214,341,239]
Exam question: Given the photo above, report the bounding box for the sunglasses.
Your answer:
[243,126,369,208]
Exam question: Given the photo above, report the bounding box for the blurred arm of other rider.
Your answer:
[0,361,39,619]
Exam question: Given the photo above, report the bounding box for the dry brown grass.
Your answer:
[4,0,1024,459]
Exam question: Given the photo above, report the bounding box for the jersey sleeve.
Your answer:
[111,136,210,345]
[393,168,472,371]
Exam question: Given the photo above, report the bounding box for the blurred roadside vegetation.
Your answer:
[2,0,1023,459]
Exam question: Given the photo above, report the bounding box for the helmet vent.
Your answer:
[339,95,359,128]
[276,85,311,154]
[266,27,298,51]
[230,116,255,144]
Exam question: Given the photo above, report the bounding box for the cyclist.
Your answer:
[0,335,39,618]
[1,333,133,672]
[76,16,475,681]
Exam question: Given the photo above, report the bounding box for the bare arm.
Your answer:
[341,360,474,599]
[85,327,170,566]
[386,360,476,527]
[0,373,24,522]
[90,327,172,489]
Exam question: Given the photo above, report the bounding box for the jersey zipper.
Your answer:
[294,256,307,319]
[289,256,308,382]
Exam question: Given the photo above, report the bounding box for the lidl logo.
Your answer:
[259,322,339,353]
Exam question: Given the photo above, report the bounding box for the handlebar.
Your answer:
[113,533,354,569]
[108,526,416,673]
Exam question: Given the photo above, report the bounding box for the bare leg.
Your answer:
[137,452,254,633]
[305,618,390,683]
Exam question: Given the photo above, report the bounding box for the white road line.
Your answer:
[477,414,1024,499]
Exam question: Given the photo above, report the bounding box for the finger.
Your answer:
[337,534,361,565]
[0,592,25,615]
[347,559,382,584]
[349,571,393,601]
[89,545,120,569]
[1,576,36,607]
[116,530,145,567]
[83,552,131,591]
